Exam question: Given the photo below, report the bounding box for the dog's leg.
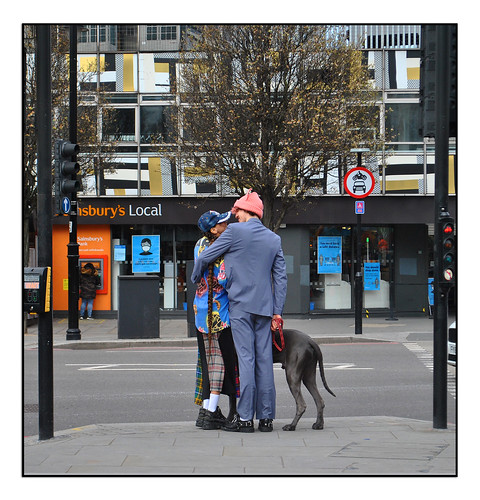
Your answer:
[283,370,306,431]
[303,370,325,430]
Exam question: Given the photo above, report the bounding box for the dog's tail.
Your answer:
[312,341,336,397]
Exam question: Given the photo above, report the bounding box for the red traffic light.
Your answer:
[443,223,454,234]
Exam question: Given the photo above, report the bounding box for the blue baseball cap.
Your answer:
[197,210,231,232]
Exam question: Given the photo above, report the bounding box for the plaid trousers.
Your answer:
[203,331,225,393]
[194,328,240,406]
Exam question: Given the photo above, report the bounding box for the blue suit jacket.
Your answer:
[191,218,287,317]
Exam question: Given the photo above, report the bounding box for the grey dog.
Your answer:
[272,328,336,431]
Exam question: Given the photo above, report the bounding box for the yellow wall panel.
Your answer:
[407,67,420,80]
[449,155,456,194]
[381,179,419,191]
[154,62,170,73]
[79,55,105,72]
[123,54,134,91]
[148,158,163,195]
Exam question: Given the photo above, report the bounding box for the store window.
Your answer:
[112,224,198,311]
[310,226,353,310]
[309,225,393,311]
[361,227,393,309]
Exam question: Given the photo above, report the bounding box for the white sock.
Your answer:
[202,399,209,409]
[207,393,220,412]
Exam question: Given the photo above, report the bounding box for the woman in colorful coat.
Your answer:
[193,210,239,430]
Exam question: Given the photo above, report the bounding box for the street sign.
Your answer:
[344,167,375,199]
[61,196,71,214]
[355,200,365,214]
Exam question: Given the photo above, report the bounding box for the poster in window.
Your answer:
[132,235,160,273]
[364,262,381,290]
[114,245,126,261]
[317,236,342,274]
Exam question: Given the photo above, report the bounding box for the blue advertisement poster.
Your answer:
[114,245,126,261]
[132,235,160,273]
[428,277,434,306]
[364,262,380,290]
[317,236,342,274]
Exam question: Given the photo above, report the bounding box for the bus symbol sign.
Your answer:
[355,201,365,214]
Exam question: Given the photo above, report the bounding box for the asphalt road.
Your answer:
[23,340,456,437]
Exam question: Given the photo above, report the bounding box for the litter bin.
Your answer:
[118,275,160,339]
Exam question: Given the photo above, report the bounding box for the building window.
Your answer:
[99,25,107,43]
[79,25,97,43]
[147,25,158,41]
[161,26,177,40]
[386,103,422,145]
[140,106,174,143]
[102,108,136,142]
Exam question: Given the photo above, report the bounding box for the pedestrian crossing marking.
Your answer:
[403,342,456,399]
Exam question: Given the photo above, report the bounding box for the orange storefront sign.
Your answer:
[52,225,111,311]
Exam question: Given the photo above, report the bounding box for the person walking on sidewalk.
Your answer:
[193,210,240,430]
[79,262,101,320]
[191,190,287,433]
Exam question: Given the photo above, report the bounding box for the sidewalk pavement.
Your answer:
[23,315,457,476]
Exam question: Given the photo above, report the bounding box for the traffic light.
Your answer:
[54,139,80,215]
[439,217,455,286]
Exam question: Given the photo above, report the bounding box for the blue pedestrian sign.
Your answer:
[355,200,365,214]
[61,196,71,214]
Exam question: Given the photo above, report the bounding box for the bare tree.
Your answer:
[178,25,382,231]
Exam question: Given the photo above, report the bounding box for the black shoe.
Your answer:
[222,413,254,433]
[212,406,227,423]
[259,418,273,432]
[202,407,227,430]
[196,408,207,428]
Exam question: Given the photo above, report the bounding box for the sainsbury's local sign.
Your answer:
[57,197,229,225]
[78,202,162,219]
[51,197,234,225]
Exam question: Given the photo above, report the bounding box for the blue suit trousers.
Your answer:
[230,312,276,421]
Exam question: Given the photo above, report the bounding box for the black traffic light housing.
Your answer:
[419,24,457,138]
[419,25,437,138]
[54,139,80,215]
[438,216,455,287]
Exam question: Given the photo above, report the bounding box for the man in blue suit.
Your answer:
[191,190,287,433]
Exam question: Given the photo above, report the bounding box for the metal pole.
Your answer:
[433,25,450,429]
[36,24,54,440]
[66,24,81,340]
[354,152,363,335]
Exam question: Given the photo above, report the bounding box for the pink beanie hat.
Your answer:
[232,189,263,218]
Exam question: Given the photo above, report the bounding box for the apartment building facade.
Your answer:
[49,24,456,316]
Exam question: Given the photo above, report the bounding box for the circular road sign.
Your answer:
[61,196,71,214]
[344,167,375,199]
